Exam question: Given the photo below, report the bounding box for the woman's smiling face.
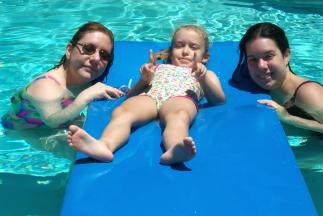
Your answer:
[66,31,113,84]
[246,37,290,90]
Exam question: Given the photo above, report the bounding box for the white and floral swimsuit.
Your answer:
[141,64,204,110]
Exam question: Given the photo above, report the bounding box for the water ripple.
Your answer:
[0,0,322,176]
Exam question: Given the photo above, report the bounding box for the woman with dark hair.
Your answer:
[232,22,322,133]
[2,22,124,129]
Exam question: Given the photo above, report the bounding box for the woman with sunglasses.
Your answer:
[2,22,124,130]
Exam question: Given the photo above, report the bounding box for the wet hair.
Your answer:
[231,22,293,89]
[154,25,210,63]
[53,21,114,84]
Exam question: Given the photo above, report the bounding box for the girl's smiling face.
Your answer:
[170,28,209,68]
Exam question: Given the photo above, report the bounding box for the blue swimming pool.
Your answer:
[0,1,322,215]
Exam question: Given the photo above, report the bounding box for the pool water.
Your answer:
[0,0,322,215]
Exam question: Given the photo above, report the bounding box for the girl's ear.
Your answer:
[283,48,291,66]
[65,43,73,60]
[202,52,210,64]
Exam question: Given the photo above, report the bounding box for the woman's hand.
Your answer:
[80,82,124,103]
[258,99,323,133]
[257,99,290,121]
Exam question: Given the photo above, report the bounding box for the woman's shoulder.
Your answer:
[25,73,66,101]
[295,80,322,95]
[294,80,323,107]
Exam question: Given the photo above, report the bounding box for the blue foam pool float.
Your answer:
[60,41,317,216]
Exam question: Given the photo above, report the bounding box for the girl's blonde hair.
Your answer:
[154,25,210,63]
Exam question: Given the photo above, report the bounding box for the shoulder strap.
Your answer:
[291,80,319,103]
[32,75,61,86]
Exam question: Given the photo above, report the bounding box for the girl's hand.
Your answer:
[140,49,156,84]
[192,53,207,81]
[192,62,208,81]
[80,82,124,103]
[257,99,290,121]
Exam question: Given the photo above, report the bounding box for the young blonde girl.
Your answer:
[68,25,225,165]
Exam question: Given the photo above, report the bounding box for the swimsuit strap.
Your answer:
[32,74,61,86]
[290,80,320,103]
[31,74,73,106]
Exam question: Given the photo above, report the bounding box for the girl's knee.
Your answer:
[112,106,129,118]
[176,109,189,117]
[167,109,194,122]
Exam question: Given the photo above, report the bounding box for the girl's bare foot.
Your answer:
[160,137,197,165]
[68,125,113,162]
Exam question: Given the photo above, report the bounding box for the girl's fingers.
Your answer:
[193,53,198,71]
[192,54,198,77]
[148,49,156,65]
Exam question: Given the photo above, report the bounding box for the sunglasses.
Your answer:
[72,42,112,62]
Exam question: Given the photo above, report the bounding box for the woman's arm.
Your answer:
[289,82,323,133]
[31,95,89,128]
[26,80,123,128]
[294,82,323,122]
[282,113,323,133]
[258,98,323,133]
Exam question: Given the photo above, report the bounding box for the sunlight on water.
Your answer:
[0,0,322,215]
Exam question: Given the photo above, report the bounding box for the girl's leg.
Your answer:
[68,96,157,162]
[158,97,197,165]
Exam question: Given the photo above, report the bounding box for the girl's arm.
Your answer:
[127,49,156,98]
[126,78,150,98]
[26,79,123,128]
[199,71,225,105]
[193,62,225,105]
